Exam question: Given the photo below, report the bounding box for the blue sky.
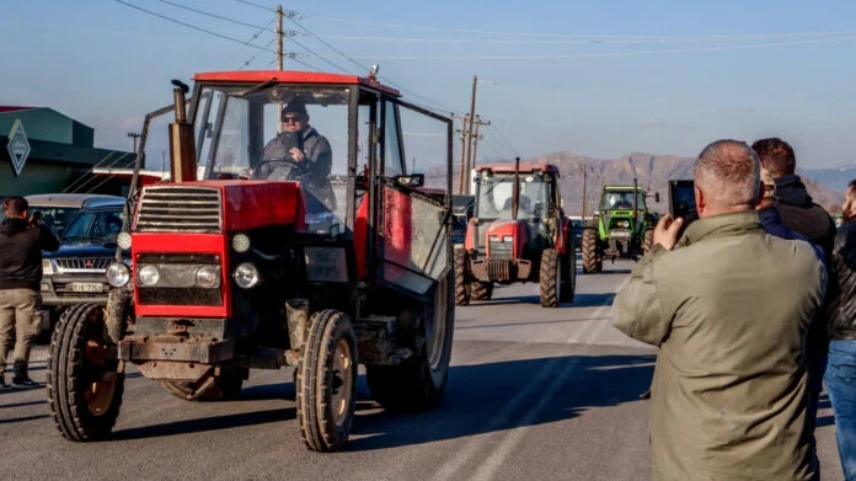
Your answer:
[2,0,856,168]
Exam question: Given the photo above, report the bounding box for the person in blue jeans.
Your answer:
[825,179,856,480]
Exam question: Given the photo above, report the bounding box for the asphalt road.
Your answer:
[0,259,844,481]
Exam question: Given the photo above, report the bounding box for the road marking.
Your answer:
[578,277,630,345]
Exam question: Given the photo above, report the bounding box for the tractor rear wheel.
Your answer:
[161,367,247,401]
[470,281,493,301]
[366,270,454,411]
[559,247,576,303]
[582,229,602,274]
[642,228,655,256]
[296,309,358,452]
[47,304,124,442]
[540,248,561,307]
[454,247,471,306]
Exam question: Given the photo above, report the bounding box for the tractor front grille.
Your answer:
[136,186,222,233]
[55,257,113,270]
[488,239,513,260]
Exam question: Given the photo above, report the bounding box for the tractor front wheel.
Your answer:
[47,304,124,442]
[296,309,358,452]
[470,281,493,301]
[367,270,454,411]
[581,228,602,274]
[454,247,471,306]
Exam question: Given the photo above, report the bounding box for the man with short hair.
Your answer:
[823,179,856,480]
[613,140,825,480]
[0,197,60,388]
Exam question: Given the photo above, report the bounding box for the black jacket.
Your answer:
[829,219,856,340]
[774,174,836,260]
[0,218,60,291]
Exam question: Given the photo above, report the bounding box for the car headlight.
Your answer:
[138,265,160,287]
[231,233,250,253]
[117,232,132,250]
[106,262,130,287]
[196,266,221,288]
[502,235,513,243]
[233,262,259,289]
[42,259,56,275]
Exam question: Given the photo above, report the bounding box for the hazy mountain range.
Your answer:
[464,152,847,217]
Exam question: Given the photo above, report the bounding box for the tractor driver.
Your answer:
[258,98,337,212]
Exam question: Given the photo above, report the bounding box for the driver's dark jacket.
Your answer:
[261,126,335,210]
[827,218,856,340]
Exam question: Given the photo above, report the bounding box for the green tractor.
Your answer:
[581,180,659,273]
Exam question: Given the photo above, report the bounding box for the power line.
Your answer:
[487,126,520,157]
[151,0,269,30]
[226,0,273,12]
[313,35,856,61]
[110,0,277,54]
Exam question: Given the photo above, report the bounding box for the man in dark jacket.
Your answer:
[0,197,60,387]
[257,98,336,212]
[825,179,856,480]
[753,137,836,444]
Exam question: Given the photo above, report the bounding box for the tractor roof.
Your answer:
[475,161,560,174]
[192,70,401,97]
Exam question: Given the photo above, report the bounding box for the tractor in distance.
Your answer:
[581,179,659,273]
[46,69,456,453]
[455,158,575,308]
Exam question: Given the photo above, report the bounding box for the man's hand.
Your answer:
[653,214,684,251]
[289,148,305,162]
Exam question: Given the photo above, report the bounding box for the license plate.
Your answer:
[69,282,103,293]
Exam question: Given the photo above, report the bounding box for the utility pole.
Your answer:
[581,167,587,219]
[127,132,142,154]
[463,75,478,192]
[452,114,470,194]
[276,5,284,133]
[467,115,491,186]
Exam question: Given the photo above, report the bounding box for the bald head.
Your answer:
[694,140,761,215]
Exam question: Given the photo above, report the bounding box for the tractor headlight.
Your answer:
[117,232,132,250]
[231,233,250,253]
[502,235,513,243]
[42,259,56,275]
[621,220,629,228]
[138,265,160,287]
[196,266,221,288]
[106,262,130,287]
[233,262,259,289]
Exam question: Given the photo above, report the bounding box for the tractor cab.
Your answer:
[47,70,456,452]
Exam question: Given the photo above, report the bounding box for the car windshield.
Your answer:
[477,174,549,219]
[601,191,645,211]
[62,208,125,243]
[26,206,81,237]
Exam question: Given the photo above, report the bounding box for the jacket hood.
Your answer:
[774,174,814,207]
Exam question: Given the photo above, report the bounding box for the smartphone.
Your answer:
[668,180,698,230]
[280,131,304,157]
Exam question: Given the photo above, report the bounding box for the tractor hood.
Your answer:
[132,180,307,234]
[483,219,528,260]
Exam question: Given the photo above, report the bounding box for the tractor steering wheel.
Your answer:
[251,159,311,183]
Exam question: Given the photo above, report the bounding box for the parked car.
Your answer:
[37,197,129,340]
[25,193,123,238]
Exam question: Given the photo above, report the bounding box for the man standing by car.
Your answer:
[613,140,825,480]
[0,197,60,388]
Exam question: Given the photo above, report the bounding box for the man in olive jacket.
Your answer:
[613,140,826,481]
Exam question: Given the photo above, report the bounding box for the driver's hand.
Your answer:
[290,148,305,162]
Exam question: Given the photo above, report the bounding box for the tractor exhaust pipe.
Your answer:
[511,156,520,220]
[169,79,197,183]
[632,177,639,227]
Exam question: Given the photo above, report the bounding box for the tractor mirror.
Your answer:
[654,192,661,203]
[395,174,425,188]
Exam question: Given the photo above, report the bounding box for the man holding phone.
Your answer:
[0,197,59,388]
[613,140,825,480]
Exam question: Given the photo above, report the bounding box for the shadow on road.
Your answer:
[348,353,654,451]
[471,292,615,308]
[112,408,295,440]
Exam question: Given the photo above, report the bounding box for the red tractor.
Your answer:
[46,70,455,452]
[455,159,575,308]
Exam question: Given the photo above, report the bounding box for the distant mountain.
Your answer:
[464,152,845,217]
[799,164,856,193]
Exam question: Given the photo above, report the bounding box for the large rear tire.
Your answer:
[582,228,602,274]
[470,281,493,301]
[540,248,561,308]
[161,367,247,401]
[454,247,471,306]
[47,304,124,442]
[296,309,358,452]
[366,271,454,411]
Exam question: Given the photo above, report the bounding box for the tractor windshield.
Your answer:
[193,84,350,218]
[476,173,550,220]
[601,191,646,211]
